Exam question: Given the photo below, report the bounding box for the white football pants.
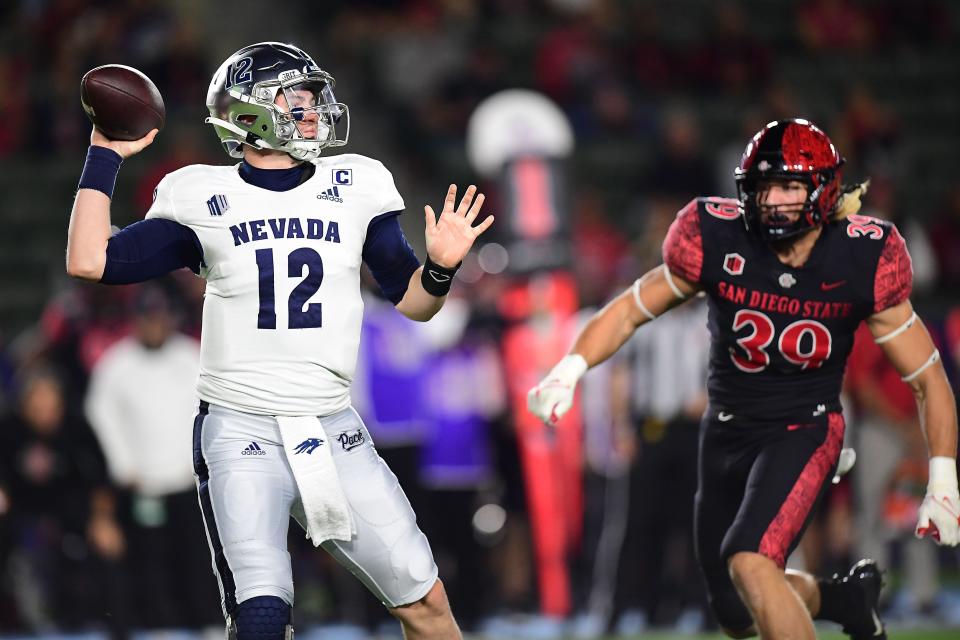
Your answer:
[192,402,438,615]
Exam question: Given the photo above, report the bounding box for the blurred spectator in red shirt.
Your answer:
[572,189,629,307]
[16,283,136,398]
[797,0,873,52]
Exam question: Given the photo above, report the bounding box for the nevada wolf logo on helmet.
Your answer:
[205,42,350,161]
[293,438,324,455]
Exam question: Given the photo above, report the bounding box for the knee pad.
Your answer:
[228,596,293,640]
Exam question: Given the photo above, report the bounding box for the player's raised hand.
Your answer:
[915,457,960,546]
[527,355,588,425]
[424,184,494,268]
[90,126,159,159]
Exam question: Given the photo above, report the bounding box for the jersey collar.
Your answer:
[238,160,316,192]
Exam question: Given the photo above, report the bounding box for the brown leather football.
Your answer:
[80,64,165,141]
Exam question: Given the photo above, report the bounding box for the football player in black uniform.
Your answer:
[528,119,959,639]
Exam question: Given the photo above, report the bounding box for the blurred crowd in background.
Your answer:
[1,0,960,637]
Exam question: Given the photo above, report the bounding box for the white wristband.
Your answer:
[550,354,588,385]
[928,456,959,495]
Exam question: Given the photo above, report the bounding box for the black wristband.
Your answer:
[78,146,123,199]
[420,256,460,297]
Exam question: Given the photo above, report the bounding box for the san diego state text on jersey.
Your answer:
[663,197,912,421]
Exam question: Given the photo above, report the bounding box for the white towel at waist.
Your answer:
[276,415,356,545]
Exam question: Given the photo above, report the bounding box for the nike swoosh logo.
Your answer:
[718,412,734,422]
[820,280,846,291]
[871,609,883,636]
[428,270,451,282]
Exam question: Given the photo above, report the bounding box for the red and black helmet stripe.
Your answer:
[781,121,841,173]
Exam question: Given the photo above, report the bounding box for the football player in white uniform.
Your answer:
[67,42,493,640]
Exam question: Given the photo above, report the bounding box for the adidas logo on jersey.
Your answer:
[317,186,344,203]
[207,194,230,216]
[241,441,266,456]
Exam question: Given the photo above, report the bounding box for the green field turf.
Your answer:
[603,633,959,640]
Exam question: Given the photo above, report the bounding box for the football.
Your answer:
[80,64,165,141]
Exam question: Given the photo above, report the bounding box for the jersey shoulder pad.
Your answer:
[836,213,896,240]
[870,220,913,312]
[145,164,236,224]
[318,153,404,215]
[662,198,705,284]
[319,152,389,172]
[696,196,741,222]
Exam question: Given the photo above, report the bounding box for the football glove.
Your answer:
[915,456,960,546]
[832,447,857,484]
[527,354,588,425]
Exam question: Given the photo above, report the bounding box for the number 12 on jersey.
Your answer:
[731,309,832,372]
[255,247,324,329]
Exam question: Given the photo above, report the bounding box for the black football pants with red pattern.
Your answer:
[693,410,844,632]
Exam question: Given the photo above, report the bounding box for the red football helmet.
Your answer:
[734,119,844,241]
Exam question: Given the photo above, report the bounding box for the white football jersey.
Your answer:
[146,154,405,416]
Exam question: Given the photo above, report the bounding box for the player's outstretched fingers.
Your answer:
[443,184,457,214]
[472,214,494,237]
[465,192,485,223]
[424,204,437,231]
[457,185,477,216]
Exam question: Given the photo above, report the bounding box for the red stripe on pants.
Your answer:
[758,412,844,568]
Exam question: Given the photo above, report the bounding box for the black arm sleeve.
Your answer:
[100,218,205,285]
[361,211,421,304]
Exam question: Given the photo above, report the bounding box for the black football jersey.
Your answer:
[663,197,912,422]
